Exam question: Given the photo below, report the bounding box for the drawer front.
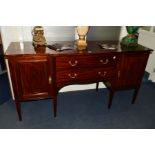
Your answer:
[56,68,117,83]
[56,54,118,70]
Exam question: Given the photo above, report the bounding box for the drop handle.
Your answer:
[100,59,109,64]
[98,71,107,77]
[68,73,77,79]
[68,60,78,67]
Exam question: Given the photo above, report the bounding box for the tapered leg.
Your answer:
[108,90,114,109]
[15,101,22,121]
[96,82,99,91]
[132,87,140,104]
[53,97,57,117]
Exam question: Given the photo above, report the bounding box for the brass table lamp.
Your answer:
[121,26,140,47]
[32,26,47,47]
[76,26,89,50]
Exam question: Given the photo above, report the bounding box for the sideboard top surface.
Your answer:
[5,41,152,57]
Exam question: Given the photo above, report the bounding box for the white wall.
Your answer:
[1,26,127,51]
[44,26,75,42]
[1,26,25,51]
[87,26,121,41]
[0,26,130,51]
[119,26,127,41]
[138,27,155,82]
[1,26,75,51]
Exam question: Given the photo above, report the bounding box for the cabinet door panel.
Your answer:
[9,56,51,100]
[120,52,149,88]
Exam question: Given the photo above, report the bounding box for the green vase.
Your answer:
[121,26,140,47]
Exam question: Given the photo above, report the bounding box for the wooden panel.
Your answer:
[56,54,118,70]
[120,52,150,88]
[8,56,51,100]
[56,67,117,83]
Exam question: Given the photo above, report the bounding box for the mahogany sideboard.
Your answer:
[5,41,152,121]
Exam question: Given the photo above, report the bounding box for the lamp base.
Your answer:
[121,36,138,47]
[76,39,87,50]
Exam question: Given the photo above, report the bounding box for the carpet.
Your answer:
[0,81,155,129]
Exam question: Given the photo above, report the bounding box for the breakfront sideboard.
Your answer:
[5,41,152,121]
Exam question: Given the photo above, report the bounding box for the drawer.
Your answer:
[56,67,117,83]
[56,54,118,70]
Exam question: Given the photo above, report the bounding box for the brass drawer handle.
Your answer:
[100,59,109,64]
[68,60,78,67]
[49,76,52,84]
[98,71,107,77]
[68,73,77,79]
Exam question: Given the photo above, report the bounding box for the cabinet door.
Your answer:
[9,56,52,100]
[119,52,150,88]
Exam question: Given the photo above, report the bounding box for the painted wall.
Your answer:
[1,26,25,51]
[1,26,75,51]
[1,26,123,51]
[138,27,155,82]
[87,26,121,41]
[44,26,75,42]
